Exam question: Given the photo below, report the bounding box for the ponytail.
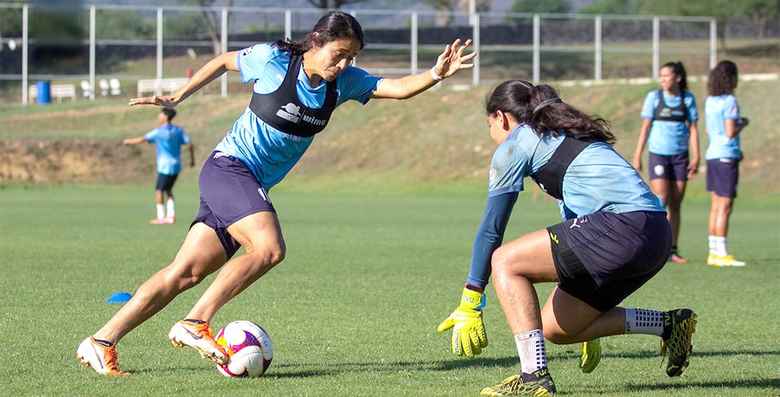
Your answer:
[486,80,615,144]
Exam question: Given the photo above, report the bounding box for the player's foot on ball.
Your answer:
[669,253,688,264]
[480,369,556,396]
[169,319,228,365]
[706,254,746,267]
[76,337,128,376]
[579,338,601,374]
[661,308,697,377]
[149,218,167,225]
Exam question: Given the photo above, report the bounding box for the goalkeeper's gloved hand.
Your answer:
[437,287,488,357]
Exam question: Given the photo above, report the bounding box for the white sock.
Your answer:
[166,198,175,219]
[514,329,548,374]
[625,308,666,336]
[156,204,165,220]
[709,235,727,256]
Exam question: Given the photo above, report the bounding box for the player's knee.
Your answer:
[491,247,510,276]
[246,243,286,268]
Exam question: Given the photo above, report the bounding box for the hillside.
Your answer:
[1,79,777,189]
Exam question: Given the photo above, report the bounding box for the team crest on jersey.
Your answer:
[276,102,301,123]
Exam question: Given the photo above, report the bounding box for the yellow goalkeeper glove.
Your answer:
[437,288,488,357]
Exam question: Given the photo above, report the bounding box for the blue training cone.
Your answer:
[106,291,132,304]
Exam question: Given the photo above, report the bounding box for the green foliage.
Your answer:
[511,0,571,14]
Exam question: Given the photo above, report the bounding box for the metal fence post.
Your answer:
[652,16,659,80]
[155,8,163,95]
[533,14,540,84]
[89,5,95,100]
[410,12,418,75]
[221,7,228,97]
[21,4,28,105]
[284,10,292,41]
[472,12,480,86]
[594,15,602,81]
[710,18,717,69]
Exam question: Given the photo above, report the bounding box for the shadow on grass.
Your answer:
[562,378,780,395]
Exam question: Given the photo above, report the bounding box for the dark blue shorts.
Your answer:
[547,211,671,312]
[648,152,689,181]
[706,158,739,198]
[155,173,178,192]
[192,152,276,258]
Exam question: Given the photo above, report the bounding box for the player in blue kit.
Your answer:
[704,60,747,267]
[77,11,476,376]
[122,107,194,224]
[436,81,697,396]
[632,62,700,264]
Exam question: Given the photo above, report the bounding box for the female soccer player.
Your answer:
[122,107,194,224]
[77,11,476,376]
[631,62,700,264]
[704,60,747,267]
[437,81,697,396]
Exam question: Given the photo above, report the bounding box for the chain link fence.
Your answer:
[1,3,778,104]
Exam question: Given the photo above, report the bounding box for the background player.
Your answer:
[631,62,700,264]
[122,107,194,224]
[704,60,747,267]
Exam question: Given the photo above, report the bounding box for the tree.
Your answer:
[422,0,490,26]
[511,0,570,14]
[580,0,641,14]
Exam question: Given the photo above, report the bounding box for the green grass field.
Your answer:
[1,180,778,396]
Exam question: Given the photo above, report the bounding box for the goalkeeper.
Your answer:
[438,80,698,396]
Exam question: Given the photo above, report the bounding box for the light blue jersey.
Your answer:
[144,124,191,175]
[488,125,665,220]
[214,43,383,189]
[641,90,698,155]
[705,95,742,160]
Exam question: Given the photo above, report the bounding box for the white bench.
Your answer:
[29,83,77,102]
[137,78,189,96]
[51,84,77,102]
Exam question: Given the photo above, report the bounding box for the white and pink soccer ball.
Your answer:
[215,320,273,378]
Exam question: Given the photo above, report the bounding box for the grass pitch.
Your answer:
[0,181,778,396]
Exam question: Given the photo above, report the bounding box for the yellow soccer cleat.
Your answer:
[660,309,697,377]
[480,369,556,396]
[707,254,746,267]
[579,338,601,374]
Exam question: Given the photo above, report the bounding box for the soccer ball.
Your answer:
[215,320,273,377]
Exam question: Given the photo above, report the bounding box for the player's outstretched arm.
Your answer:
[129,51,240,108]
[122,137,146,145]
[372,38,477,100]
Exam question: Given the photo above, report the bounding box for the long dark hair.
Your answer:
[708,60,738,96]
[486,80,615,144]
[273,11,365,55]
[662,61,688,92]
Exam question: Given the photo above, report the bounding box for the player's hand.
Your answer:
[433,38,477,80]
[687,158,699,178]
[437,288,487,357]
[632,156,642,172]
[129,95,179,108]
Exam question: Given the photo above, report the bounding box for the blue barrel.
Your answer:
[35,80,51,104]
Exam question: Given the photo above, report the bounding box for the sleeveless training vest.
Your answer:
[248,52,338,137]
[652,90,688,123]
[530,136,593,201]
